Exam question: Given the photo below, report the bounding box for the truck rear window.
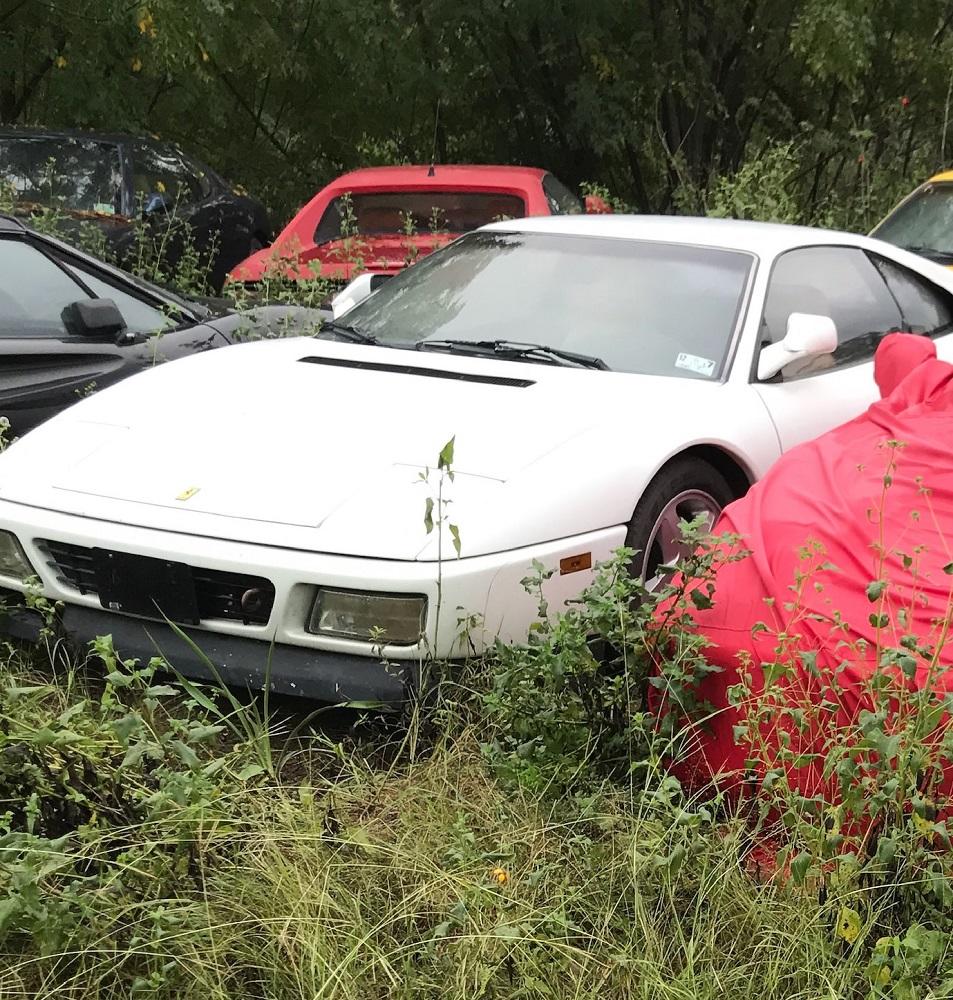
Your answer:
[314,190,526,243]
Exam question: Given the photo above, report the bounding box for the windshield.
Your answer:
[314,191,527,243]
[0,136,123,215]
[341,231,753,378]
[873,182,953,258]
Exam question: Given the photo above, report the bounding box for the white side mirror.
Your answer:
[330,272,391,319]
[757,312,838,380]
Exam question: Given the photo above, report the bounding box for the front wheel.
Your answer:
[624,458,734,590]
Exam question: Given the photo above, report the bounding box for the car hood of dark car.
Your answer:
[199,304,324,341]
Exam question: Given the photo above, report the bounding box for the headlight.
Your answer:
[307,588,426,645]
[0,531,35,581]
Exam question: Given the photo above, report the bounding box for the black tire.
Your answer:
[624,458,734,585]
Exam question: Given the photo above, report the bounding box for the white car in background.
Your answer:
[2,215,952,702]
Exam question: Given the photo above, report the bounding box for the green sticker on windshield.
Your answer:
[93,202,115,215]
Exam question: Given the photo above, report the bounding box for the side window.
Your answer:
[56,257,177,335]
[0,238,86,337]
[0,136,122,215]
[541,173,582,214]
[762,246,903,379]
[869,254,953,335]
[130,142,203,209]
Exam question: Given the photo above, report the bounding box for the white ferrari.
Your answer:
[2,215,953,701]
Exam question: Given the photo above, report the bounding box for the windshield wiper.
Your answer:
[901,244,953,261]
[318,320,378,345]
[415,338,608,370]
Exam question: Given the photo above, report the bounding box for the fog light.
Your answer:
[307,588,426,645]
[0,531,34,582]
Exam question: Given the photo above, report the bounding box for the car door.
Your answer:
[0,234,128,433]
[129,140,248,290]
[753,245,909,452]
[0,234,178,435]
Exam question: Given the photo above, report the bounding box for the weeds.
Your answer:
[1,159,953,998]
[3,486,951,996]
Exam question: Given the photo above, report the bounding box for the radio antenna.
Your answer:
[428,97,441,176]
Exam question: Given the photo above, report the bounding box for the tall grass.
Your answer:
[0,618,944,999]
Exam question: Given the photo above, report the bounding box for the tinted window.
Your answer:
[541,174,582,214]
[762,246,903,378]
[873,182,953,259]
[58,257,175,335]
[870,254,953,335]
[130,141,203,208]
[342,231,752,378]
[313,191,527,243]
[0,136,122,215]
[0,239,85,337]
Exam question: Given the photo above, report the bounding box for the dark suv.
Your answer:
[0,127,271,291]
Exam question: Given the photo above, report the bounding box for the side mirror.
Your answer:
[63,298,127,341]
[331,272,389,318]
[757,312,838,380]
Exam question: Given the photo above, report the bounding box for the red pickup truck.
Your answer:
[228,164,610,284]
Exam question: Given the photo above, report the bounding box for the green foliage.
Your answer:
[4,0,952,227]
[0,638,269,988]
[482,523,746,792]
[1,514,952,995]
[0,640,906,999]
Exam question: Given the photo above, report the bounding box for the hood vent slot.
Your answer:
[299,356,534,387]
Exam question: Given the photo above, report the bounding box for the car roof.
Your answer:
[326,164,548,189]
[927,169,953,184]
[478,213,884,256]
[0,125,164,146]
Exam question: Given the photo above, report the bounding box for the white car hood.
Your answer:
[0,338,747,559]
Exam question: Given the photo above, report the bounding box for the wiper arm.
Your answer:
[902,244,953,260]
[416,338,608,370]
[318,320,378,345]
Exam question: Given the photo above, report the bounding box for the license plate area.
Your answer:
[92,548,200,624]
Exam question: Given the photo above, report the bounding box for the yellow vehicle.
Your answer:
[871,171,953,267]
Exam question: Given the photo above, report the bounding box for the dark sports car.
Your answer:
[0,127,272,291]
[0,215,320,436]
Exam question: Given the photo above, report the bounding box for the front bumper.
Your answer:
[0,497,626,698]
[1,591,410,703]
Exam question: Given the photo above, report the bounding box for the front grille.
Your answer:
[38,540,276,626]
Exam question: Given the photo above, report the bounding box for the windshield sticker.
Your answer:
[93,202,116,215]
[675,352,716,377]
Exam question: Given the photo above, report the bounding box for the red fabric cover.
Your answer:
[667,334,953,802]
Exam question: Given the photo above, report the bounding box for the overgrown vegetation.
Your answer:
[2,183,953,1000]
[4,4,953,993]
[1,520,952,997]
[4,1,952,230]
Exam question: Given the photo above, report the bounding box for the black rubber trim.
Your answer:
[300,355,534,387]
[0,593,411,704]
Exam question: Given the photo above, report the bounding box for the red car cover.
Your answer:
[665,334,953,804]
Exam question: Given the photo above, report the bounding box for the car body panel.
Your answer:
[228,164,567,284]
[4,215,953,682]
[0,335,781,560]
